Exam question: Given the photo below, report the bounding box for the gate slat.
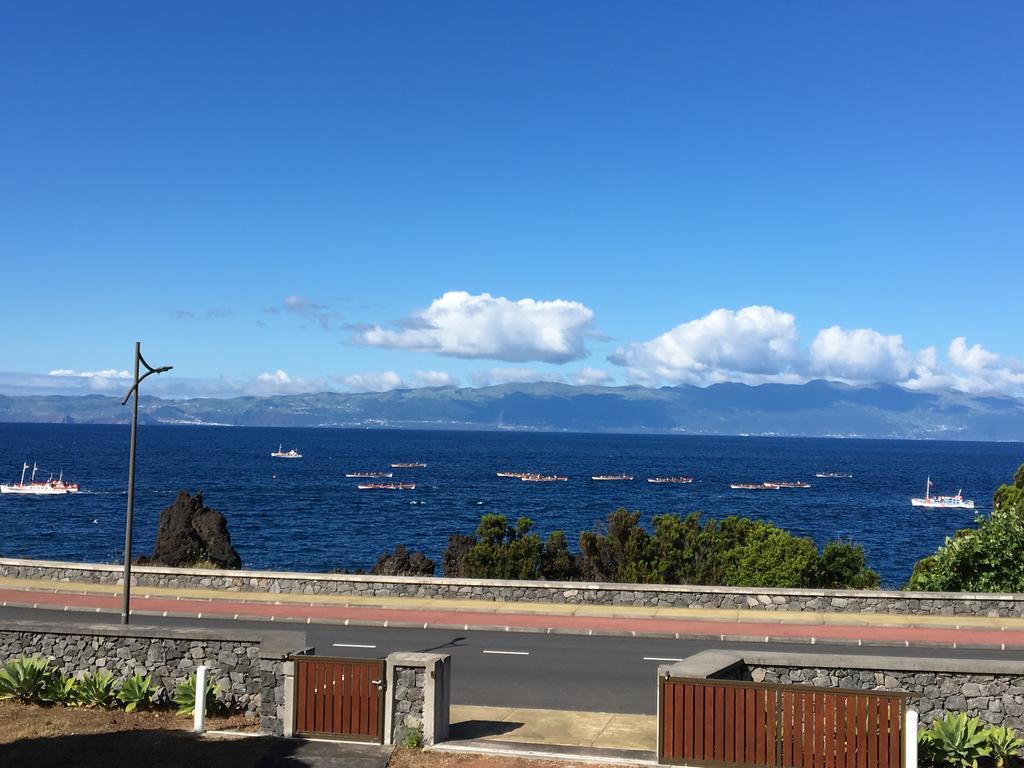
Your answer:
[359,662,370,736]
[680,683,691,759]
[369,662,380,739]
[673,682,684,759]
[889,700,902,768]
[725,686,736,763]
[715,685,726,760]
[824,692,835,768]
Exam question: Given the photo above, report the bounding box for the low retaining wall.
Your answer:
[663,650,1024,730]
[0,620,310,735]
[2,556,1022,617]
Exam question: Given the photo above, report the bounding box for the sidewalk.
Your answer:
[444,704,657,764]
[1,575,1022,649]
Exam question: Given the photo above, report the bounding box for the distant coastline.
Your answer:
[1,379,1023,440]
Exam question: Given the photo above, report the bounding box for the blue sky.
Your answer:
[2,2,1022,398]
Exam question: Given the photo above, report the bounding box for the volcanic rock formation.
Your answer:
[137,490,242,569]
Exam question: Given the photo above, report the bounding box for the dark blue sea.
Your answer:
[1,424,1020,587]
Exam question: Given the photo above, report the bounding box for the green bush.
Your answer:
[172,672,220,716]
[987,725,1024,768]
[75,669,118,708]
[116,674,157,712]
[0,655,52,703]
[400,726,424,749]
[40,669,78,705]
[920,713,991,767]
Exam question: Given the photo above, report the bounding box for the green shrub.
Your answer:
[40,669,78,705]
[986,724,1024,768]
[919,713,991,767]
[171,672,220,716]
[0,655,52,703]
[401,726,424,749]
[116,674,157,712]
[75,669,118,708]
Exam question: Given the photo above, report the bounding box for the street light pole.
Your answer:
[120,342,172,625]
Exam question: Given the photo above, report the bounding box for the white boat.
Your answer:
[391,462,427,469]
[346,471,393,478]
[648,477,694,484]
[592,474,633,481]
[1,463,79,495]
[911,477,974,509]
[270,445,302,459]
[816,472,852,479]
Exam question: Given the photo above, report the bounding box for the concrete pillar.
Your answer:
[904,709,918,768]
[281,660,296,738]
[193,665,207,733]
[384,652,451,746]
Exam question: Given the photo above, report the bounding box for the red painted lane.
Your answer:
[2,588,1021,648]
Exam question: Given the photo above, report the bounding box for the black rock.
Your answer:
[137,490,242,569]
[369,544,435,577]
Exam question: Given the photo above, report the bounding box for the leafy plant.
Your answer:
[920,713,991,768]
[401,726,424,749]
[40,669,78,705]
[986,725,1024,768]
[75,669,118,708]
[116,674,156,712]
[0,655,52,703]
[171,672,220,716]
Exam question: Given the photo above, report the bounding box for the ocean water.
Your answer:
[0,423,1020,587]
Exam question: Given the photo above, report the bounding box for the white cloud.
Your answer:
[571,367,614,386]
[337,371,405,393]
[808,326,914,383]
[944,337,1024,396]
[472,367,565,387]
[47,368,132,392]
[250,369,329,395]
[352,291,596,363]
[608,306,801,386]
[412,370,457,387]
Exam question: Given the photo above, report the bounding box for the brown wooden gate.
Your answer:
[293,656,385,742]
[659,676,916,767]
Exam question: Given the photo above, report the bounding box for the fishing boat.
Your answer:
[592,474,633,481]
[1,463,79,495]
[647,476,694,484]
[346,471,393,478]
[730,482,778,490]
[816,472,852,479]
[520,474,569,482]
[357,482,415,490]
[496,471,530,478]
[391,462,427,469]
[270,445,302,459]
[911,478,974,509]
[764,481,811,489]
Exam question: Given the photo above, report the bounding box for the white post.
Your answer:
[194,665,207,734]
[904,709,918,768]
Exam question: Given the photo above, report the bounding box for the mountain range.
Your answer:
[1,380,1022,440]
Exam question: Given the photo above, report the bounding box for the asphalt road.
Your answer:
[4,606,1022,714]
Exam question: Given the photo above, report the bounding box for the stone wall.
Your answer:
[391,666,426,743]
[0,620,308,735]
[3,556,1022,617]
[662,650,1024,732]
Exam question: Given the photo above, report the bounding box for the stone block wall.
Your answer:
[0,620,307,736]
[391,666,426,743]
[3,556,1022,617]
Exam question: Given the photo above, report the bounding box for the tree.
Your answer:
[813,540,880,589]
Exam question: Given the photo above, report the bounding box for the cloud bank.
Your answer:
[352,291,596,363]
